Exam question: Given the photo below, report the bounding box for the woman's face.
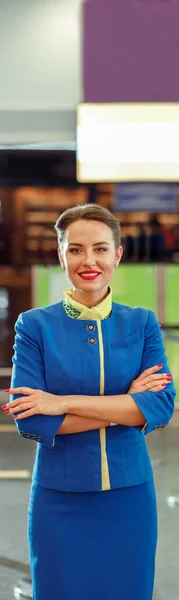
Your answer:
[58,219,123,293]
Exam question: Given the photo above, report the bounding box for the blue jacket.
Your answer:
[10,293,176,492]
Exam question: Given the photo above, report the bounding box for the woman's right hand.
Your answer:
[128,365,172,393]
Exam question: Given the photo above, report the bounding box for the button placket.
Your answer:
[88,337,97,345]
[86,324,96,332]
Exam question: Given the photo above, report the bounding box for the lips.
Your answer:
[78,272,101,280]
[79,271,100,275]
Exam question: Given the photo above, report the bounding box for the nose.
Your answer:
[81,251,97,267]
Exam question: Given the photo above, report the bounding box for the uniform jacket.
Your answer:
[10,286,176,492]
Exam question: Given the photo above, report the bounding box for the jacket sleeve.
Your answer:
[10,311,66,448]
[129,309,176,435]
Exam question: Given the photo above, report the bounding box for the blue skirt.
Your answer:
[28,478,157,600]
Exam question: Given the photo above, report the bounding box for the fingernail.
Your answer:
[167,375,172,379]
[162,383,166,387]
[4,389,10,393]
[1,405,7,409]
[157,364,163,368]
[5,410,10,414]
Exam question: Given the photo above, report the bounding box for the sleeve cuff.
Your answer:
[140,421,148,433]
[16,413,67,448]
[129,391,170,435]
[43,414,67,448]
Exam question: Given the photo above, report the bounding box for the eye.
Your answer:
[96,247,107,252]
[69,247,108,253]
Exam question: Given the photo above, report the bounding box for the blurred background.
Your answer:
[0,1,179,599]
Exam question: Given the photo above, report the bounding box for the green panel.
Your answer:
[36,267,49,307]
[165,265,179,325]
[164,330,179,402]
[35,266,64,307]
[111,265,157,313]
[35,265,157,311]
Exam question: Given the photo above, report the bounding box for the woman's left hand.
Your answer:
[1,387,67,419]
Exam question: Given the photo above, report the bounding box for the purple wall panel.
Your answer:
[83,0,179,102]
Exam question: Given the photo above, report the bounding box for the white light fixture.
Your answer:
[77,103,179,182]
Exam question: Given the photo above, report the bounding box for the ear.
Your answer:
[116,246,123,264]
[57,248,65,269]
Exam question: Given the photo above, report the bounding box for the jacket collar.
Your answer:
[62,286,112,320]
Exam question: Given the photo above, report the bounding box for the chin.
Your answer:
[72,279,107,292]
[75,282,100,290]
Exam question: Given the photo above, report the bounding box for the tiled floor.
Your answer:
[0,390,179,600]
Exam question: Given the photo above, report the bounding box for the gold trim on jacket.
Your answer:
[62,286,112,490]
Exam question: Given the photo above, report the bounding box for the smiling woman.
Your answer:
[54,204,123,307]
[8,203,176,600]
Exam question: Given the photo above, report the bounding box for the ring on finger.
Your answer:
[145,383,150,389]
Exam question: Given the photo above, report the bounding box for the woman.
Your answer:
[1,204,176,600]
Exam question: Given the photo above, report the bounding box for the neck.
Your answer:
[71,286,109,308]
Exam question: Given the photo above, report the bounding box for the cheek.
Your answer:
[67,262,82,277]
[106,262,115,271]
[98,261,114,275]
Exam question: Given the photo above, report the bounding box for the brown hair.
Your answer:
[54,203,121,251]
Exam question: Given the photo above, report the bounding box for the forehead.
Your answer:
[65,219,113,243]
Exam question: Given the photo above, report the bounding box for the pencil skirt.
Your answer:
[28,477,158,600]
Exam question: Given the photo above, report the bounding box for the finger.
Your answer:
[155,383,168,391]
[13,408,37,420]
[9,403,32,414]
[142,379,170,389]
[3,396,31,409]
[5,387,34,395]
[137,365,163,381]
[145,374,171,383]
[145,383,167,392]
[143,381,169,391]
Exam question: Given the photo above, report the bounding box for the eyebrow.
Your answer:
[68,242,110,247]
